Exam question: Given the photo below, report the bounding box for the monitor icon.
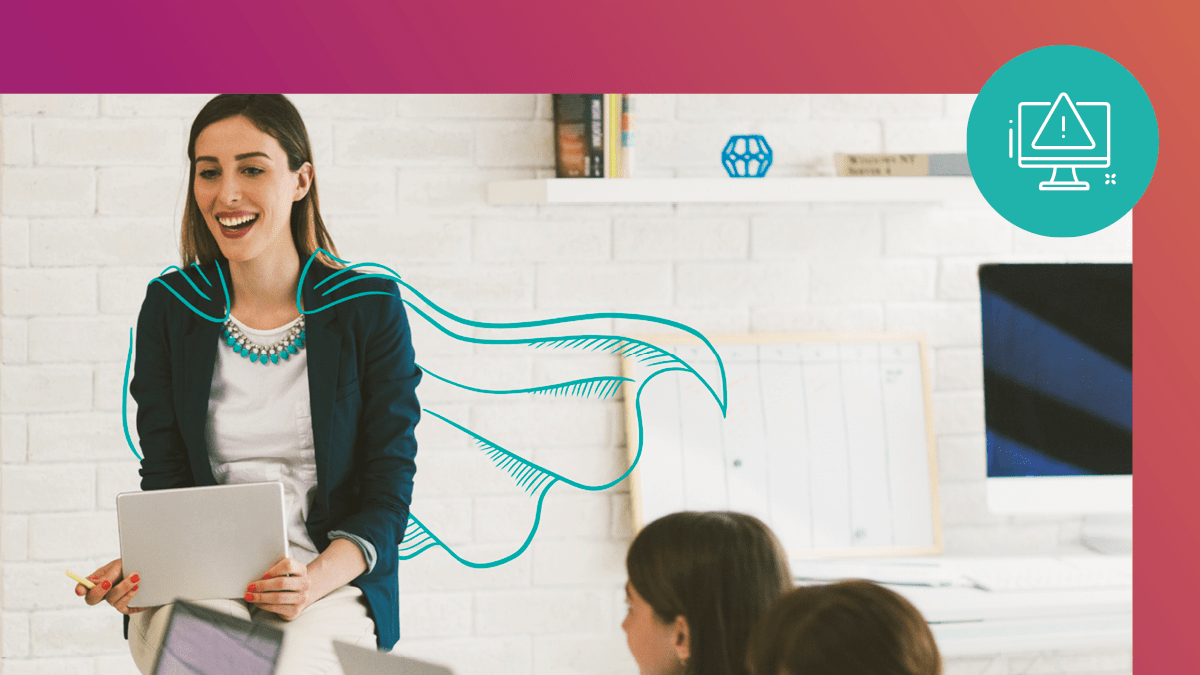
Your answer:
[1011,92,1111,191]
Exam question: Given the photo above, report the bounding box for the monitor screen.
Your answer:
[979,264,1132,480]
[1017,98,1111,166]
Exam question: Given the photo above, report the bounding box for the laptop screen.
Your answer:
[153,602,284,675]
[334,640,455,675]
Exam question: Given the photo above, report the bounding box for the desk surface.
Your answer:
[895,582,1131,623]
[791,554,1133,658]
[929,613,1132,657]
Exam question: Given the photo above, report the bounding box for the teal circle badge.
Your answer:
[967,45,1158,237]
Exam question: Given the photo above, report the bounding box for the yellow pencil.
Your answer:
[65,568,95,589]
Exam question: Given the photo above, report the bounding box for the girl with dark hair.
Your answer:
[623,511,794,675]
[744,580,942,675]
[73,94,421,675]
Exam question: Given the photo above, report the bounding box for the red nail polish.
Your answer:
[130,574,140,584]
[244,593,254,601]
[132,585,138,592]
[248,584,256,592]
[263,573,270,579]
[102,581,111,590]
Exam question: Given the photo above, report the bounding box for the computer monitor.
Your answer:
[979,264,1131,526]
[1014,92,1111,191]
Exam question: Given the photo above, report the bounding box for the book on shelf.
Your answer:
[552,95,588,178]
[834,153,971,177]
[605,94,618,179]
[621,94,635,177]
[552,94,636,178]
[588,94,604,177]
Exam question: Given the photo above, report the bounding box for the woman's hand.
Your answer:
[245,558,314,621]
[246,539,368,621]
[76,558,147,615]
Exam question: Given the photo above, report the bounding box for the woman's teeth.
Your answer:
[218,214,258,229]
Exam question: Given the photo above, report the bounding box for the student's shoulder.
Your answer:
[142,262,227,319]
[308,264,404,310]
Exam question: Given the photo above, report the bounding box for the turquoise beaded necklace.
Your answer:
[222,315,306,365]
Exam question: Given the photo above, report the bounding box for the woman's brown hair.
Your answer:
[627,511,793,675]
[745,580,941,675]
[181,94,340,267]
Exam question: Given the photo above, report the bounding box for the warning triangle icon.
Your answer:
[1032,92,1096,150]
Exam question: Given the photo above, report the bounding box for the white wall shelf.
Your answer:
[487,177,984,205]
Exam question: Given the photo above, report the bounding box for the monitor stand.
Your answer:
[1040,167,1090,191]
[1081,513,1132,554]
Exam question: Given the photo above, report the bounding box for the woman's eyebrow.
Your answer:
[194,152,273,163]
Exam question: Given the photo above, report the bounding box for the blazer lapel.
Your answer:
[302,264,340,493]
[181,261,224,487]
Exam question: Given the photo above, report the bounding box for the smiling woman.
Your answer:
[181,95,339,276]
[71,94,422,675]
[195,123,302,251]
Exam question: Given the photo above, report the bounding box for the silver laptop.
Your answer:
[334,641,454,675]
[117,482,289,607]
[153,600,284,675]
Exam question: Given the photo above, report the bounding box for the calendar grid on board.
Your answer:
[623,333,941,559]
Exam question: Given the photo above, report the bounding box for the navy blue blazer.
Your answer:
[126,258,421,650]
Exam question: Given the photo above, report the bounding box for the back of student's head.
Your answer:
[745,580,941,675]
[626,511,793,675]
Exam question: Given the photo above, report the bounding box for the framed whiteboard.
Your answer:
[623,333,942,558]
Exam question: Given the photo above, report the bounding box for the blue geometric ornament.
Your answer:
[722,135,773,177]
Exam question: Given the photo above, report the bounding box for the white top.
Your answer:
[205,314,376,572]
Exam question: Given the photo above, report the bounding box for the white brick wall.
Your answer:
[537,264,671,310]
[335,122,475,166]
[27,318,136,364]
[2,365,94,412]
[316,167,398,215]
[29,219,177,267]
[752,212,883,258]
[2,95,99,117]
[1,119,33,166]
[613,218,747,261]
[0,218,30,267]
[33,119,183,166]
[474,219,610,263]
[2,268,98,316]
[812,94,944,120]
[26,413,132,462]
[96,168,188,217]
[28,512,120,561]
[474,121,555,168]
[475,590,612,634]
[678,94,811,120]
[2,318,28,365]
[1,168,96,216]
[0,94,1132,675]
[676,261,808,308]
[99,94,216,119]
[396,94,536,120]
